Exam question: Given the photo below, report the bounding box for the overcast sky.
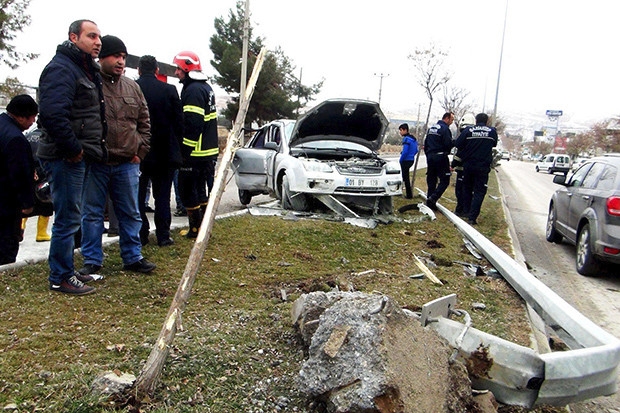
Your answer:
[2,0,618,129]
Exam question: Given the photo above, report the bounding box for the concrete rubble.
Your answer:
[292,291,492,413]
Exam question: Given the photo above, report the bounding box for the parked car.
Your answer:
[536,153,571,175]
[500,150,510,161]
[545,156,620,275]
[231,99,402,215]
[571,157,590,173]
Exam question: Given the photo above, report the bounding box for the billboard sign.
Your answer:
[546,110,563,117]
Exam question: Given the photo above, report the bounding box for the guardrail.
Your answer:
[418,191,620,408]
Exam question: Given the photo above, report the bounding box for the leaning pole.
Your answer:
[133,48,267,399]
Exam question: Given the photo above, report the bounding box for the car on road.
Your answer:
[500,150,510,161]
[231,99,402,215]
[536,153,571,175]
[571,157,590,173]
[545,155,620,275]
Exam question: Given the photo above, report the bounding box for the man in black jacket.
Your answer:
[0,95,38,265]
[37,19,106,295]
[424,112,454,210]
[136,55,183,246]
[454,113,498,225]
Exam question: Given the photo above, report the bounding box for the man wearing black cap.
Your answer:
[0,94,39,265]
[37,19,106,295]
[79,34,156,276]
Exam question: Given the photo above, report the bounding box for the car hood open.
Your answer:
[289,99,388,152]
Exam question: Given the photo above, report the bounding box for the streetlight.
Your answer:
[373,72,389,105]
[492,0,508,127]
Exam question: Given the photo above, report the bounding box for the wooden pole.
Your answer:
[133,48,267,398]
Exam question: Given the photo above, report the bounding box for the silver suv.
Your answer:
[546,155,620,275]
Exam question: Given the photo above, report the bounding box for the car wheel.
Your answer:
[535,166,539,172]
[238,189,252,205]
[545,206,563,243]
[576,223,600,276]
[281,174,309,211]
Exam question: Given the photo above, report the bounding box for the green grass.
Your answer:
[0,169,548,412]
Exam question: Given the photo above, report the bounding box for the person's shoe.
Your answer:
[74,271,104,283]
[145,205,155,213]
[50,275,96,295]
[468,218,478,226]
[123,258,156,273]
[78,263,102,275]
[158,238,174,247]
[107,230,119,237]
[425,198,438,211]
[174,209,187,217]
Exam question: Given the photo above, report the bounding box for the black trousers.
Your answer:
[426,153,451,202]
[177,158,216,210]
[0,209,21,265]
[400,160,414,198]
[461,167,490,222]
[139,164,176,243]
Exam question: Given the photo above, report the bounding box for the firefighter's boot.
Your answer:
[185,208,202,239]
[36,216,51,242]
[20,218,27,242]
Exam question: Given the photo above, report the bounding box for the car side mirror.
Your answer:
[553,174,567,185]
[264,141,279,151]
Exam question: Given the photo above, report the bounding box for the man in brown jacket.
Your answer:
[79,35,156,275]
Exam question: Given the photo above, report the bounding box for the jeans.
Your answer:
[81,162,143,266]
[139,164,175,243]
[43,159,85,284]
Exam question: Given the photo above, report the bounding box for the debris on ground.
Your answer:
[292,291,486,412]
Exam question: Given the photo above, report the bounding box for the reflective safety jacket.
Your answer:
[179,78,218,163]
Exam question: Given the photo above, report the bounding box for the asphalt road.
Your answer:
[497,159,620,413]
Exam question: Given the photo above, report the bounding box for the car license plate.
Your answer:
[346,178,379,186]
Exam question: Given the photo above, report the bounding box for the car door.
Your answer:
[554,163,591,237]
[566,162,605,242]
[232,126,273,192]
[555,155,569,171]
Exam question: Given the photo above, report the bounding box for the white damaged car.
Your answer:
[232,99,402,216]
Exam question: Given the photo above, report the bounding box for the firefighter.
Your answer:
[173,51,219,238]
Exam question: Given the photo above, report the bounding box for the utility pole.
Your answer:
[240,0,250,100]
[373,72,389,104]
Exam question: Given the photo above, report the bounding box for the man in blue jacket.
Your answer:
[0,95,38,265]
[37,19,106,295]
[424,112,454,210]
[454,113,498,225]
[136,55,183,247]
[398,123,418,199]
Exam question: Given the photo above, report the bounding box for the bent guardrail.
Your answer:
[419,193,620,408]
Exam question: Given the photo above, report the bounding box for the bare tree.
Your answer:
[440,85,473,130]
[407,44,451,187]
[0,0,38,69]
